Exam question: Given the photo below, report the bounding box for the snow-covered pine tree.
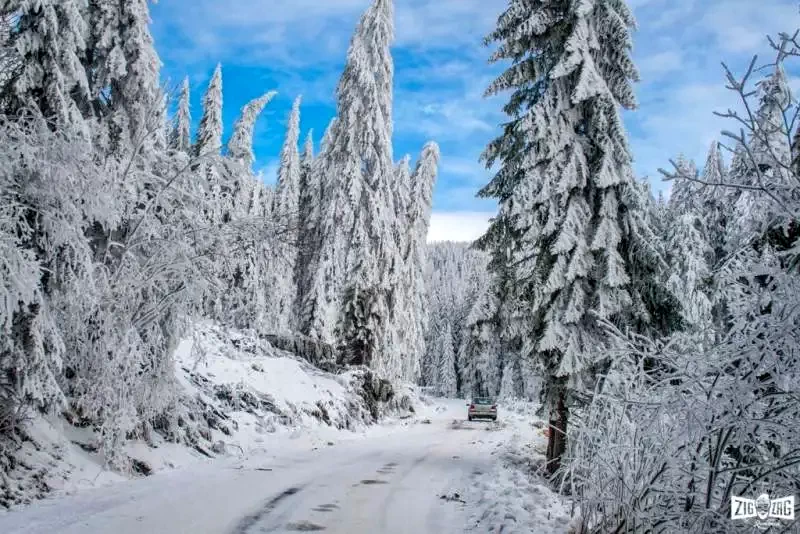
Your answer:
[194,64,223,158]
[270,96,303,331]
[83,0,162,150]
[409,144,439,244]
[479,0,680,475]
[402,142,440,383]
[3,0,89,134]
[423,242,489,393]
[681,143,736,340]
[294,129,318,323]
[340,0,398,376]
[668,156,701,211]
[227,91,276,167]
[214,91,277,330]
[294,130,318,316]
[437,323,457,397]
[169,77,192,153]
[298,118,338,339]
[191,64,227,233]
[115,0,161,145]
[698,142,730,260]
[389,155,413,377]
[455,264,493,395]
[310,0,399,378]
[729,66,795,248]
[664,160,715,336]
[273,96,303,237]
[459,280,501,399]
[751,66,793,173]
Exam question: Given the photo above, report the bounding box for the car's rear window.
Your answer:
[473,398,493,405]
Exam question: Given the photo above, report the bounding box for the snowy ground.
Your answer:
[464,402,573,533]
[0,398,571,534]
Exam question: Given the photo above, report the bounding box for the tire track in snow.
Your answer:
[377,445,441,532]
[230,486,304,533]
[243,448,388,532]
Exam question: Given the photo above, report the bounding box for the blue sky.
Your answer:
[150,0,799,242]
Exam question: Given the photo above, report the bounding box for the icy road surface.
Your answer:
[0,400,532,534]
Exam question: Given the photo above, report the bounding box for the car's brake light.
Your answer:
[491,405,496,410]
[469,404,475,410]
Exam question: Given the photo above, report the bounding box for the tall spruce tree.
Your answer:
[295,129,318,324]
[115,0,162,144]
[272,96,303,330]
[192,64,227,230]
[437,323,457,397]
[227,91,276,167]
[215,92,276,330]
[299,118,338,339]
[479,0,680,475]
[403,143,440,382]
[390,156,414,377]
[698,142,730,261]
[194,64,223,158]
[730,67,794,248]
[665,160,715,336]
[3,0,89,133]
[459,281,502,398]
[309,0,399,378]
[169,77,192,153]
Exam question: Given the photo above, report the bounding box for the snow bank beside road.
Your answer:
[176,324,370,449]
[1,322,422,509]
[464,402,572,533]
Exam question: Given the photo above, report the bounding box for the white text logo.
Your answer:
[731,493,794,529]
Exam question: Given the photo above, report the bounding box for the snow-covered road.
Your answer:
[0,400,521,534]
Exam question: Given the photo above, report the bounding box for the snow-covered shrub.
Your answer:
[568,281,800,533]
[567,33,800,533]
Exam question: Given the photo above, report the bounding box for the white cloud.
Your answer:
[637,50,683,78]
[438,154,486,178]
[629,81,737,190]
[702,0,796,54]
[427,211,494,243]
[394,73,502,144]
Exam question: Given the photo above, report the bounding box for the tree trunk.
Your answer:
[546,384,568,477]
